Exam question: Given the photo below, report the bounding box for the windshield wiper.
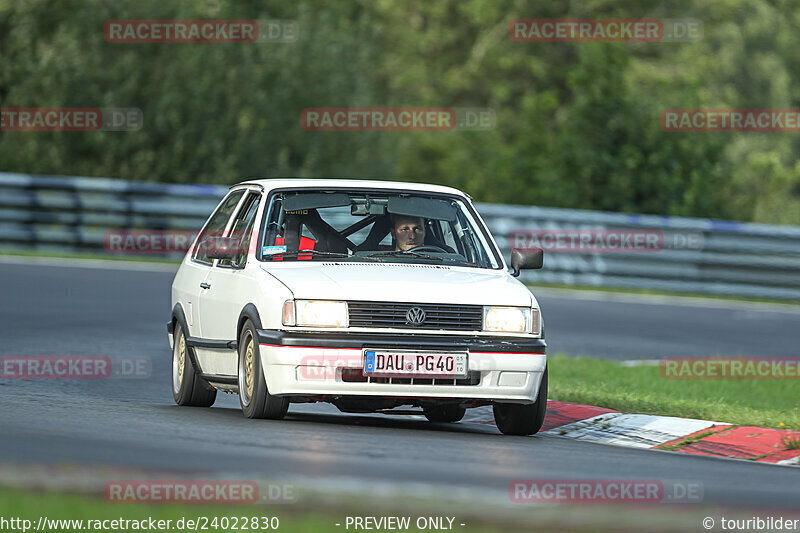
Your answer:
[265,250,383,262]
[447,258,485,268]
[366,250,444,261]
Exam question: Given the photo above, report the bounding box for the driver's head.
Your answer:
[390,215,426,251]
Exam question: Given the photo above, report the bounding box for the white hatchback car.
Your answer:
[168,179,547,435]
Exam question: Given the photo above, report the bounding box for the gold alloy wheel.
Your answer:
[177,333,186,385]
[244,337,255,399]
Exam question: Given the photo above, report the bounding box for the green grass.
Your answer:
[548,355,800,430]
[657,429,727,451]
[783,434,800,450]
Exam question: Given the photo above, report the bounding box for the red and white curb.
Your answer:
[467,401,800,466]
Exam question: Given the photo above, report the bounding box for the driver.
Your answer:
[390,215,426,251]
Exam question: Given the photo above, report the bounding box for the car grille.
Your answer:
[341,368,482,386]
[347,301,483,331]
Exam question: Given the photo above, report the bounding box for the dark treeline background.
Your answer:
[1,0,799,224]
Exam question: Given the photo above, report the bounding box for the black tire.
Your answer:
[493,367,548,435]
[172,322,217,407]
[424,404,466,423]
[238,320,289,419]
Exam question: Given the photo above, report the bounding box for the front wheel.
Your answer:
[238,320,289,419]
[172,322,217,407]
[493,368,547,435]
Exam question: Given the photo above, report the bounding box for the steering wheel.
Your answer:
[406,244,446,253]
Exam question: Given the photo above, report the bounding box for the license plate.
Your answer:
[362,350,468,378]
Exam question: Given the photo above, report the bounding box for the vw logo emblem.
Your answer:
[405,307,426,326]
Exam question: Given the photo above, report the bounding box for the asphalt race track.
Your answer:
[1,260,799,511]
[534,287,800,360]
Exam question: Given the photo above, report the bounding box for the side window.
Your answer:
[259,195,283,259]
[257,195,322,259]
[454,211,479,263]
[218,192,261,268]
[434,220,463,256]
[193,190,245,265]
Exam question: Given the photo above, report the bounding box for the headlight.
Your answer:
[483,306,531,333]
[282,300,348,328]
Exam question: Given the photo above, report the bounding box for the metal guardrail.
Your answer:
[1,172,799,300]
[482,203,800,300]
[0,172,227,256]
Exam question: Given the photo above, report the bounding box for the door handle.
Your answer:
[200,282,211,289]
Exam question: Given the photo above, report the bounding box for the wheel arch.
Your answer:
[237,304,263,344]
[170,304,201,370]
[171,303,189,336]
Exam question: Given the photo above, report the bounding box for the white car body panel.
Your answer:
[170,178,546,404]
[260,263,533,307]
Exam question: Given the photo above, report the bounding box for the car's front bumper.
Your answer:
[257,330,547,404]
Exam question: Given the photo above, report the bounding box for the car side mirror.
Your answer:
[510,247,543,277]
[201,236,240,260]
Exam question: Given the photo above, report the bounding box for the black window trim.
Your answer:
[190,188,248,267]
[215,188,264,271]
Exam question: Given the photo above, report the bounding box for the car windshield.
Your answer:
[258,189,501,269]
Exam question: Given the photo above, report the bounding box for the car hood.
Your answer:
[260,262,533,306]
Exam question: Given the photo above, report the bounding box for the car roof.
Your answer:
[231,178,471,199]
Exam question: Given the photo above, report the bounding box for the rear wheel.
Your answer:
[172,322,217,407]
[424,404,466,423]
[493,368,548,435]
[238,320,289,419]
